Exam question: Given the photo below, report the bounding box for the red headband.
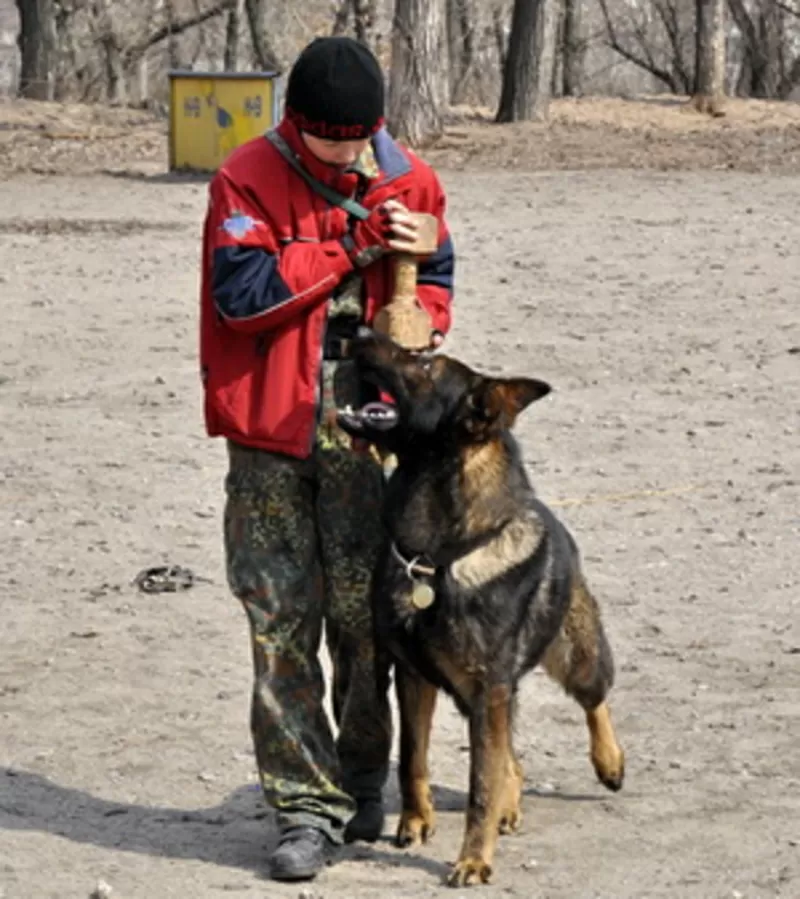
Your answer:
[287,107,384,141]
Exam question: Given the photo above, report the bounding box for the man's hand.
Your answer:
[383,199,422,253]
[343,199,435,268]
[342,203,394,268]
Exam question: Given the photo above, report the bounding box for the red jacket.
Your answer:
[199,118,455,458]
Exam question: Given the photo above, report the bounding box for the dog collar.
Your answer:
[390,541,436,578]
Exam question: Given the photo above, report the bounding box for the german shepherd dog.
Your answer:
[337,329,626,888]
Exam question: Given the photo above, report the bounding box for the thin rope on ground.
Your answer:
[550,483,706,509]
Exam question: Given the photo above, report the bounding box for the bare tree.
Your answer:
[773,2,800,96]
[91,0,126,103]
[389,0,448,146]
[15,0,244,103]
[597,0,800,100]
[597,0,691,93]
[124,1,233,61]
[447,0,475,103]
[493,2,509,70]
[246,0,281,71]
[52,0,80,101]
[332,0,351,35]
[21,0,800,115]
[16,0,56,99]
[690,0,725,113]
[165,0,179,68]
[561,0,585,95]
[330,0,376,46]
[224,0,245,70]
[496,0,557,122]
[727,0,800,98]
[353,0,377,44]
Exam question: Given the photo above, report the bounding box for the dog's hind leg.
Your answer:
[395,665,438,847]
[498,693,524,835]
[542,576,625,792]
[498,748,523,835]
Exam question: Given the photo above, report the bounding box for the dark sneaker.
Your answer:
[269,826,335,881]
[344,799,385,843]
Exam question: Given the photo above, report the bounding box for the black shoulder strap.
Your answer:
[264,129,371,222]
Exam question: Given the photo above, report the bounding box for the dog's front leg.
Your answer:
[396,665,438,847]
[448,684,511,888]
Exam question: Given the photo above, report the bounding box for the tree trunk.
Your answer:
[332,0,351,35]
[165,0,180,69]
[388,0,448,146]
[496,0,556,123]
[690,0,725,114]
[246,0,281,71]
[16,0,56,100]
[493,3,508,70]
[727,0,782,99]
[551,0,563,98]
[447,0,474,104]
[750,4,783,98]
[101,35,126,103]
[777,55,800,100]
[136,56,149,105]
[224,0,244,70]
[353,0,376,45]
[52,0,74,101]
[562,0,584,96]
[92,0,126,103]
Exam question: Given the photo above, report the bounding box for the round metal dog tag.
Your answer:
[411,581,435,610]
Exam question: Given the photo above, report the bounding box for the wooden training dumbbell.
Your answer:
[371,212,439,476]
[372,211,440,350]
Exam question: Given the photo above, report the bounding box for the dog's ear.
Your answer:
[468,377,551,433]
[493,377,551,419]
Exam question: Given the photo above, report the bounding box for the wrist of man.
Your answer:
[339,232,386,269]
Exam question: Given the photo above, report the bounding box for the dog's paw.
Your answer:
[447,857,493,887]
[592,745,625,793]
[396,809,436,848]
[498,808,522,834]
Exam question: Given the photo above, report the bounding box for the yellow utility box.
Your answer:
[168,70,281,172]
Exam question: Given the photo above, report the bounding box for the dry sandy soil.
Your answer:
[1,97,799,899]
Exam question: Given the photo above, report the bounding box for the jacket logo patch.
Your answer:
[221,211,257,239]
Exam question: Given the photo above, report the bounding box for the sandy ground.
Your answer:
[1,108,800,899]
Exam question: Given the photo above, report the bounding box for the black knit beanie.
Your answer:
[285,36,385,141]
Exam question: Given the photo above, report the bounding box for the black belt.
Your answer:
[324,333,357,360]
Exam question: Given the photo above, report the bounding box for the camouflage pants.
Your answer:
[223,364,391,844]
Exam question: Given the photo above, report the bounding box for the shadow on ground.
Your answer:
[101,168,212,184]
[0,766,455,878]
[0,765,607,882]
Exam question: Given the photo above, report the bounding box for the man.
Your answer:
[199,36,455,882]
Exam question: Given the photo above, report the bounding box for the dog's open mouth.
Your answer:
[336,400,399,433]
